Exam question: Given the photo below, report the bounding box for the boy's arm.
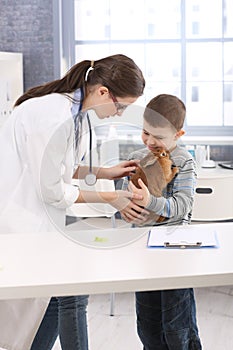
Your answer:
[120,175,150,223]
[146,158,196,222]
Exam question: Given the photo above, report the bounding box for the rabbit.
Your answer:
[130,147,179,223]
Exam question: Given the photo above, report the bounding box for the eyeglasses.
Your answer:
[109,92,128,114]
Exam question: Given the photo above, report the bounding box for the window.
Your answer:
[61,0,233,136]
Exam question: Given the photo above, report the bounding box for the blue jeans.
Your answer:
[30,295,89,350]
[136,289,202,350]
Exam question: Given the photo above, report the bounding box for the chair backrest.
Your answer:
[66,179,117,218]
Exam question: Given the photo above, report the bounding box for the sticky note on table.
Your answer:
[94,236,108,243]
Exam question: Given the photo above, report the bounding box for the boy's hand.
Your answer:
[120,202,150,224]
[128,179,150,207]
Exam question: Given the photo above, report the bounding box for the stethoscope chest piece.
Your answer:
[85,173,97,186]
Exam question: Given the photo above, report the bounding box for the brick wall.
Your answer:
[0,0,54,91]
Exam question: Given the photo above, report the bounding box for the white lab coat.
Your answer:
[0,93,84,350]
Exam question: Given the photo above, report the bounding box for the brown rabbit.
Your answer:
[130,147,179,223]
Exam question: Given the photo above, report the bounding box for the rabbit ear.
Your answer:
[141,152,158,167]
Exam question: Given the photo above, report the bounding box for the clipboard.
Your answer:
[147,225,219,249]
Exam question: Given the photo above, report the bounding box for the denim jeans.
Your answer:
[30,295,89,350]
[136,289,202,350]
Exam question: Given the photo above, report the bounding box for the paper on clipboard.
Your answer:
[147,225,219,249]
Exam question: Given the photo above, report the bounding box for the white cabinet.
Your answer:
[0,52,23,127]
[192,167,233,221]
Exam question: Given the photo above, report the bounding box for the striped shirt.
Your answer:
[122,145,197,226]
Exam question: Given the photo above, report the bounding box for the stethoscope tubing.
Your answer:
[86,113,93,173]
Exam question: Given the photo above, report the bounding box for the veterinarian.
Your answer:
[0,54,145,350]
[120,94,202,349]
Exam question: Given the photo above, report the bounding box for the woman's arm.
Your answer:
[75,189,143,212]
[73,160,140,180]
[30,119,80,209]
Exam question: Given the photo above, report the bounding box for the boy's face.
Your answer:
[142,120,179,151]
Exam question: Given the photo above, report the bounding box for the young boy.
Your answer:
[120,94,202,349]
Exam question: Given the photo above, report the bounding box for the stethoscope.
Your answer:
[73,89,97,186]
[84,114,97,186]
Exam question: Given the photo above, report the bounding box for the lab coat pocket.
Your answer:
[0,200,44,233]
[0,297,49,350]
[0,166,43,233]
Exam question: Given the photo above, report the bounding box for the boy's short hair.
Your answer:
[144,94,186,131]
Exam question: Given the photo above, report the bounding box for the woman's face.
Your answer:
[84,85,138,119]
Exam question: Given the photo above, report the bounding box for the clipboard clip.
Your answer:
[164,241,202,249]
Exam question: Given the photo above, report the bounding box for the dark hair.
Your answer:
[14,54,145,106]
[144,94,186,131]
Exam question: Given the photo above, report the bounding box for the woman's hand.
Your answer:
[109,189,143,212]
[128,178,150,207]
[99,160,140,180]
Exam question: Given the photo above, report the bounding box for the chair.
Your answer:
[66,178,118,316]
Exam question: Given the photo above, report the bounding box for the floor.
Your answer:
[52,286,233,350]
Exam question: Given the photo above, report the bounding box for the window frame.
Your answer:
[57,0,233,137]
